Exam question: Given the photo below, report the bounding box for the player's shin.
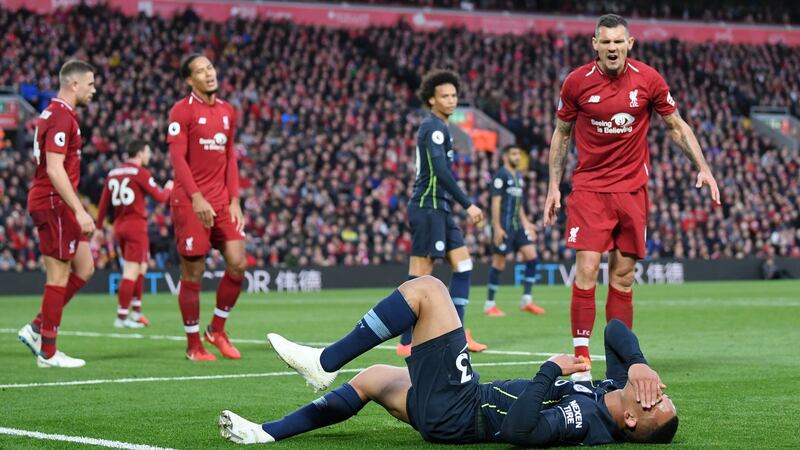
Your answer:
[449,266,472,324]
[485,266,501,308]
[178,279,202,348]
[211,271,243,332]
[117,278,136,319]
[132,274,144,312]
[521,259,538,303]
[606,285,633,329]
[570,284,596,360]
[319,289,416,372]
[40,285,67,358]
[262,383,365,441]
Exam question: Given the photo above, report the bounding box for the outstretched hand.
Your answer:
[548,354,590,376]
[696,170,721,205]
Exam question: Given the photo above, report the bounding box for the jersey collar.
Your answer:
[51,97,74,111]
[594,59,629,80]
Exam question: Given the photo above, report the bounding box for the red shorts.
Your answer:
[565,189,648,259]
[171,203,245,257]
[30,202,88,260]
[115,221,150,263]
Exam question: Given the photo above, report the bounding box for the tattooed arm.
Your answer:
[662,111,721,204]
[543,119,574,225]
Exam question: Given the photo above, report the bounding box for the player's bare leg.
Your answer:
[518,244,545,315]
[483,254,507,316]
[205,240,246,359]
[179,255,215,361]
[447,246,485,352]
[398,256,435,355]
[115,258,145,329]
[350,365,411,423]
[571,250,602,380]
[607,249,636,328]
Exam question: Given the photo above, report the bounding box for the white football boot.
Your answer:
[18,323,42,355]
[218,410,274,444]
[37,351,86,368]
[114,317,146,329]
[267,333,338,391]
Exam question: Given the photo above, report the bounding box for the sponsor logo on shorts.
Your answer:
[568,226,580,243]
[434,240,445,252]
[185,237,194,251]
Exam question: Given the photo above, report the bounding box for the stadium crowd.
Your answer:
[313,0,800,25]
[0,5,798,272]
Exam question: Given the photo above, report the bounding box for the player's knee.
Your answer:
[350,365,388,401]
[404,275,447,308]
[75,263,95,281]
[227,258,246,276]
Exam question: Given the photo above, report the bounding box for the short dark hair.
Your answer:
[59,60,95,85]
[502,145,521,155]
[632,416,679,444]
[125,139,149,159]
[180,53,204,79]
[595,14,629,37]
[417,70,460,108]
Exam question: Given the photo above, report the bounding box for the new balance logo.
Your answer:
[186,237,194,251]
[568,227,580,243]
[588,95,601,103]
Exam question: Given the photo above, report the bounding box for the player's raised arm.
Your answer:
[661,111,721,204]
[543,118,574,226]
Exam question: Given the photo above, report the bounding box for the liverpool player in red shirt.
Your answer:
[18,60,97,368]
[544,14,720,380]
[96,140,173,329]
[166,54,245,361]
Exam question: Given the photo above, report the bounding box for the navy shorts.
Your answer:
[492,227,533,255]
[408,207,465,258]
[405,328,482,443]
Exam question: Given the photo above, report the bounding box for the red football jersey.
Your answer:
[166,92,239,207]
[557,58,677,192]
[96,162,171,228]
[27,98,82,211]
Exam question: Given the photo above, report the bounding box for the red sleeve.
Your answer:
[42,110,72,154]
[650,70,677,117]
[96,181,110,228]
[167,102,201,196]
[556,71,580,122]
[225,108,240,200]
[137,168,171,204]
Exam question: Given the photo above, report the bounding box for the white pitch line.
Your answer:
[0,360,552,390]
[0,426,176,450]
[0,328,604,360]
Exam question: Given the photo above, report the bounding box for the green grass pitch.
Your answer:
[1,280,798,449]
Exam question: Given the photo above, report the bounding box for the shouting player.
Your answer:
[544,14,721,380]
[398,69,486,357]
[96,139,173,328]
[167,54,245,361]
[483,145,546,317]
[18,60,97,368]
[219,277,678,446]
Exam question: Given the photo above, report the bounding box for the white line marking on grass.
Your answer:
[0,328,604,361]
[0,426,176,450]
[0,360,553,390]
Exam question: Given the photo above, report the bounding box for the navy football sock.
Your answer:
[449,270,471,324]
[262,383,365,440]
[487,267,501,301]
[523,259,539,296]
[399,275,417,345]
[320,289,416,372]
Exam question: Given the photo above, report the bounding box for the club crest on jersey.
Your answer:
[68,240,76,254]
[629,89,639,108]
[223,116,230,130]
